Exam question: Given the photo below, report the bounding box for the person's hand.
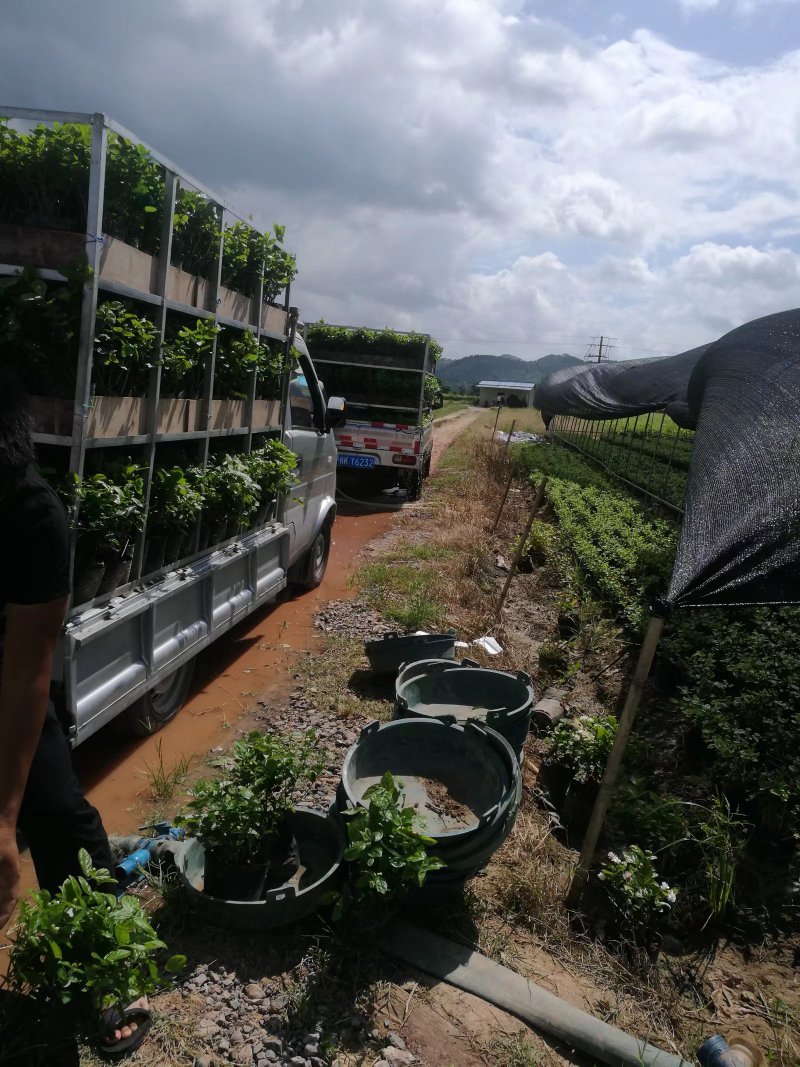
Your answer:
[0,826,21,929]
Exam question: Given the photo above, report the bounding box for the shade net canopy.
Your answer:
[667,308,800,608]
[533,345,710,424]
[534,309,800,609]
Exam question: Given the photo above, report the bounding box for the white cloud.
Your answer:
[0,1,799,361]
[678,0,800,12]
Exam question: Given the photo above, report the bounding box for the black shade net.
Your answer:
[668,308,800,608]
[533,345,709,424]
[533,309,800,609]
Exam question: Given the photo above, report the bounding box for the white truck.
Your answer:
[0,108,346,744]
[302,324,441,501]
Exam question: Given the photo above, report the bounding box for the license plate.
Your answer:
[338,453,377,469]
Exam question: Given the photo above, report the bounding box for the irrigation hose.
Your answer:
[379,921,690,1067]
[335,487,411,512]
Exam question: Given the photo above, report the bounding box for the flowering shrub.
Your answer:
[598,845,677,924]
[547,713,617,784]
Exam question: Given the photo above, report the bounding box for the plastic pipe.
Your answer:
[379,922,690,1067]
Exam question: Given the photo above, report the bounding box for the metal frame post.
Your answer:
[133,168,178,580]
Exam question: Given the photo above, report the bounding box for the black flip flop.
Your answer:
[98,1005,153,1060]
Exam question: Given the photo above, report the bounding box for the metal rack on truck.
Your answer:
[0,107,345,743]
[302,323,440,501]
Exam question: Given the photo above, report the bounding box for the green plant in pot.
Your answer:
[74,464,145,600]
[160,318,218,398]
[325,771,445,922]
[4,849,185,1052]
[92,300,160,396]
[214,327,261,399]
[244,441,297,525]
[199,453,260,543]
[144,465,205,572]
[540,713,618,832]
[178,729,324,901]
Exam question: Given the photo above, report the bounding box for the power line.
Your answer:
[584,335,616,363]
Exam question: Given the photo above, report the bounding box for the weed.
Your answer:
[483,1029,545,1066]
[143,740,192,803]
[690,795,750,927]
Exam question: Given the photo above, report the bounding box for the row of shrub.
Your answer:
[0,271,284,401]
[0,119,296,298]
[518,440,800,850]
[305,322,443,363]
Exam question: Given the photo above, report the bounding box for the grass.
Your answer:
[481,1029,551,1066]
[434,398,474,419]
[142,740,193,804]
[294,633,394,722]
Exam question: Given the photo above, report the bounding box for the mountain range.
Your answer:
[437,352,583,391]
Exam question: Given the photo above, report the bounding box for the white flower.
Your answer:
[607,852,620,863]
[667,891,677,903]
[660,881,669,890]
[597,872,606,881]
[623,871,632,881]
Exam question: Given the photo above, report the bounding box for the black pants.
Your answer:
[17,704,112,893]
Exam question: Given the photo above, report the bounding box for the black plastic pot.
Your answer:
[143,534,167,575]
[203,852,269,902]
[165,528,188,565]
[72,558,105,605]
[97,551,133,595]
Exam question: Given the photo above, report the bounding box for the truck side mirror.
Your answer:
[325,396,347,431]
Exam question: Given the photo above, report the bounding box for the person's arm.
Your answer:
[0,598,67,927]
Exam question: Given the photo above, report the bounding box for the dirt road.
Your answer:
[38,406,483,852]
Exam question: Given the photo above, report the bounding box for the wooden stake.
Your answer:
[492,406,502,437]
[501,419,517,461]
[492,468,515,532]
[566,612,666,907]
[495,477,547,618]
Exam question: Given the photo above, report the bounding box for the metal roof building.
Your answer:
[477,381,536,408]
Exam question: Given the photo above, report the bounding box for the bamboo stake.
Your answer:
[566,611,667,906]
[501,419,517,462]
[495,477,548,618]
[492,467,515,532]
[492,405,502,437]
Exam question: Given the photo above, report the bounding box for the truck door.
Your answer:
[283,354,336,563]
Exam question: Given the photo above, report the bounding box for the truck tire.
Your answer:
[116,660,196,737]
[292,522,331,590]
[423,452,432,478]
[406,470,423,502]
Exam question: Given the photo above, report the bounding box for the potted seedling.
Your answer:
[74,465,145,600]
[325,771,445,922]
[179,729,324,901]
[198,453,260,544]
[539,713,618,834]
[143,465,205,572]
[245,440,297,525]
[4,849,185,1057]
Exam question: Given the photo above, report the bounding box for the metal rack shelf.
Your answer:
[2,106,297,588]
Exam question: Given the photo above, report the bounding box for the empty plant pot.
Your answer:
[395,664,535,760]
[97,551,133,595]
[338,718,518,845]
[143,534,167,575]
[365,632,456,675]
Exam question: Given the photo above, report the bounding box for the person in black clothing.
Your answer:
[0,367,147,1052]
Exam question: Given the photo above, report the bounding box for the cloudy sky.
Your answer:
[2,1,799,361]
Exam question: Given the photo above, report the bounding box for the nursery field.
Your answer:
[548,412,694,510]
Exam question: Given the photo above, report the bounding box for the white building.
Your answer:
[477,380,536,408]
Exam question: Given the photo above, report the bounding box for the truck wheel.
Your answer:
[293,523,331,590]
[116,660,196,737]
[423,452,432,478]
[406,471,423,502]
